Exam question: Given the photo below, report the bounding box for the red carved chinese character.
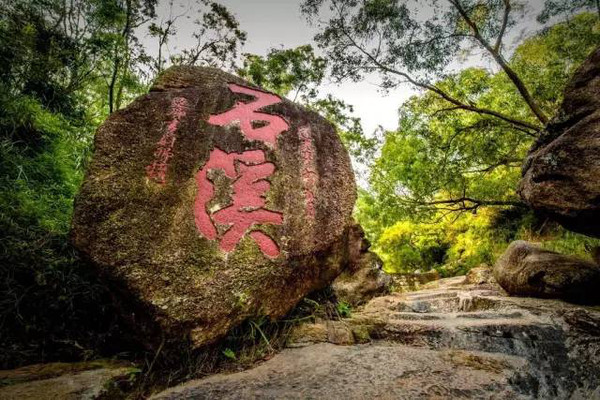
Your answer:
[208,84,289,146]
[298,126,318,220]
[194,84,290,257]
[147,96,188,184]
[194,148,282,257]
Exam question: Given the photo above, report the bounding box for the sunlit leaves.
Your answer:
[356,12,600,273]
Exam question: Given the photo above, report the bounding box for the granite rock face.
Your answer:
[331,225,391,306]
[520,46,600,237]
[493,241,600,304]
[154,275,600,399]
[71,66,357,350]
[0,360,136,400]
[464,265,493,285]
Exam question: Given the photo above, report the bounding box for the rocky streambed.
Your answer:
[151,274,600,399]
[2,273,599,399]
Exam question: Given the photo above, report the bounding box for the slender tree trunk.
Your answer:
[108,47,120,114]
[115,50,130,110]
[108,0,132,114]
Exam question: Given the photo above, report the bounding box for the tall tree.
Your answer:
[96,0,158,113]
[367,12,600,217]
[356,12,600,272]
[302,0,562,132]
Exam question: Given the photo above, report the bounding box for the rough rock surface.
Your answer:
[520,46,600,237]
[0,360,136,400]
[153,343,528,400]
[331,252,390,306]
[494,240,600,304]
[153,276,600,399]
[464,265,493,285]
[71,66,356,350]
[331,226,391,306]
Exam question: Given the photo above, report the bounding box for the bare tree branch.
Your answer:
[333,6,541,132]
[494,0,511,52]
[448,0,549,125]
[418,196,525,210]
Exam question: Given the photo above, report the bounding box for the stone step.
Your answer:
[364,294,507,314]
[388,310,525,321]
[278,275,600,399]
[365,316,562,357]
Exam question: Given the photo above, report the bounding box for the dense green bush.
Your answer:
[0,4,120,367]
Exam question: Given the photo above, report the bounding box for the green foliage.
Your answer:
[356,13,600,275]
[238,45,378,162]
[222,348,236,360]
[0,1,112,368]
[238,45,326,102]
[335,301,352,318]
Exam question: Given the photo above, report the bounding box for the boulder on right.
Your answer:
[519,46,600,237]
[493,241,600,304]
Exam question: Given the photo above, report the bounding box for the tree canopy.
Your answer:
[354,11,600,273]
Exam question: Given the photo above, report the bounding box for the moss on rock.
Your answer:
[71,66,357,352]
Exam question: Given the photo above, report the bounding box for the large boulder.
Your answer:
[493,241,600,304]
[71,66,357,350]
[519,46,600,237]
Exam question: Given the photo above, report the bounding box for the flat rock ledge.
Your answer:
[0,360,137,400]
[153,275,600,399]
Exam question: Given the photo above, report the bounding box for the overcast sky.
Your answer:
[145,0,546,136]
[144,0,417,135]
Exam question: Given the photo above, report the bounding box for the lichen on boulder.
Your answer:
[331,225,391,306]
[71,66,357,350]
[519,46,600,237]
[493,241,600,304]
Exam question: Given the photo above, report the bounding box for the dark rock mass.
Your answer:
[71,66,357,350]
[520,46,600,237]
[331,225,391,306]
[493,240,600,304]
